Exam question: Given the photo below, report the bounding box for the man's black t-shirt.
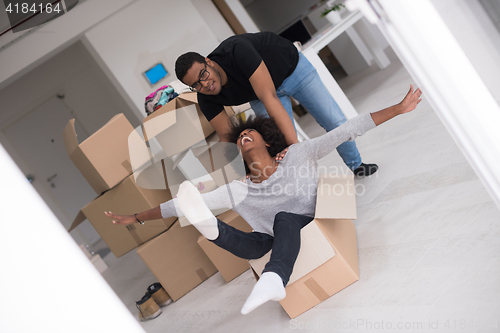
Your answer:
[198,32,299,121]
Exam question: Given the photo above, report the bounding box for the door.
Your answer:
[3,96,100,245]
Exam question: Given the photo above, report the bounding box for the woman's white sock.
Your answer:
[241,272,286,315]
[177,181,219,240]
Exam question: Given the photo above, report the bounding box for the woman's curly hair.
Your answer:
[227,115,288,174]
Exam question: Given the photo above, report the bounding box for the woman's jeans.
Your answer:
[249,52,362,170]
[212,212,314,286]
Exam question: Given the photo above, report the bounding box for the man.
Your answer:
[175,31,377,176]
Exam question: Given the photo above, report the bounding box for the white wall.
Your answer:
[430,0,500,105]
[191,0,234,42]
[244,0,317,33]
[83,0,225,119]
[0,0,232,119]
[0,0,136,91]
[0,41,139,247]
[0,41,139,132]
[242,0,389,75]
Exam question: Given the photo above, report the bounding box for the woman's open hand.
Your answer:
[398,84,422,114]
[105,211,136,225]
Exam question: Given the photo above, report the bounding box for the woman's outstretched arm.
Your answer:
[105,207,162,226]
[105,182,238,226]
[370,85,422,125]
[304,85,422,161]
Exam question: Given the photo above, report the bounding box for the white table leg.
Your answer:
[345,27,374,66]
[355,19,391,69]
[303,49,358,119]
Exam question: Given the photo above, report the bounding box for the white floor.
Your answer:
[100,49,500,333]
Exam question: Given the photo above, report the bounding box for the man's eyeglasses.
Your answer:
[189,63,210,92]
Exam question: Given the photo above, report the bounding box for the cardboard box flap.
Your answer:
[249,221,335,285]
[315,174,357,220]
[63,119,109,193]
[64,114,134,194]
[142,108,177,140]
[191,132,220,158]
[177,92,198,103]
[79,114,134,174]
[68,210,87,232]
[316,219,359,277]
[79,114,123,146]
[63,119,79,155]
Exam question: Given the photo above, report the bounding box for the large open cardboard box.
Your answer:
[197,210,253,283]
[137,220,218,301]
[68,175,175,257]
[63,114,134,194]
[249,174,359,318]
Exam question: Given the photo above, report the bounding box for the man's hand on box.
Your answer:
[275,147,289,162]
[243,147,288,180]
[105,211,136,225]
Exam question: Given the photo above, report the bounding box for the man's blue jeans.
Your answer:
[250,53,362,170]
[212,212,314,286]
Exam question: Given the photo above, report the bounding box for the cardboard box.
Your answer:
[197,210,253,282]
[137,220,218,301]
[249,174,359,318]
[63,114,134,194]
[190,132,246,187]
[69,174,176,257]
[141,93,234,158]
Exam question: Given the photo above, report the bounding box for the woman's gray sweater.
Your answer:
[160,114,376,235]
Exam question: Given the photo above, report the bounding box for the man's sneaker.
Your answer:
[147,283,172,307]
[136,293,162,321]
[353,163,379,177]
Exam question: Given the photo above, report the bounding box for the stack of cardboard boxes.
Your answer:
[64,92,361,317]
[64,114,176,258]
[64,93,247,303]
[134,93,251,301]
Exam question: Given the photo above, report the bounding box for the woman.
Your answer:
[106,85,422,315]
